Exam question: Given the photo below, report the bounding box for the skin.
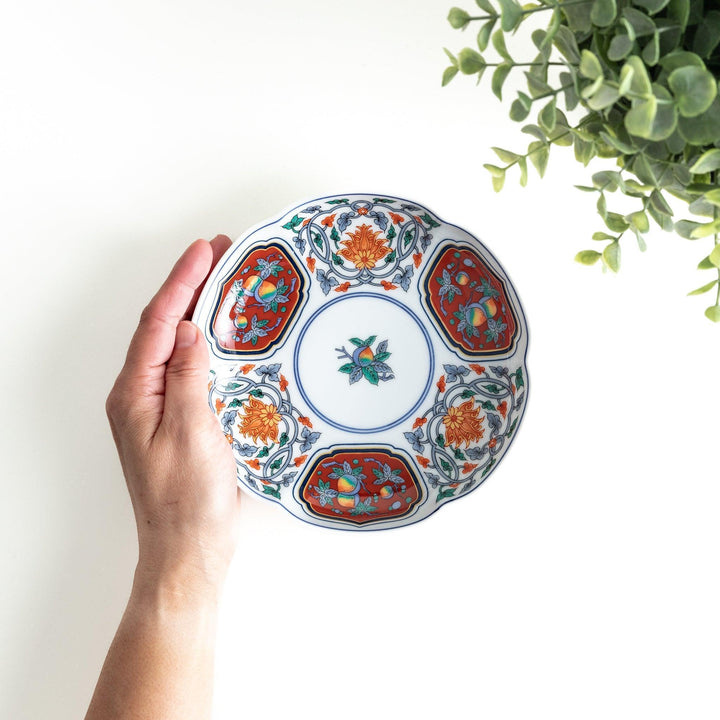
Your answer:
[85,235,238,720]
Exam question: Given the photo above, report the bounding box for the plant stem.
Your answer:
[466,0,592,22]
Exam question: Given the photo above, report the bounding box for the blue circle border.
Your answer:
[292,291,436,434]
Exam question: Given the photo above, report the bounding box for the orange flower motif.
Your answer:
[215,398,226,414]
[381,280,398,291]
[497,400,507,418]
[412,417,427,429]
[298,416,313,429]
[338,223,389,270]
[335,282,351,292]
[321,213,336,228]
[416,455,430,468]
[225,433,234,444]
[437,375,446,393]
[279,374,289,391]
[389,212,404,224]
[488,437,498,449]
[306,256,316,272]
[294,455,308,467]
[240,363,255,375]
[238,396,282,445]
[413,252,423,268]
[443,400,485,447]
[301,218,311,227]
[247,458,261,470]
[357,206,369,215]
[462,462,478,474]
[469,364,485,375]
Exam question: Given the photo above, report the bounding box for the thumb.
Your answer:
[163,321,211,423]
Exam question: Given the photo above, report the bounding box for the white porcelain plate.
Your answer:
[193,194,529,530]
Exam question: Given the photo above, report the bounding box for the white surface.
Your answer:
[1,2,719,719]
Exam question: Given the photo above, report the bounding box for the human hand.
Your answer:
[106,236,239,604]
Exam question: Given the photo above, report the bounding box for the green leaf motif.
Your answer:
[386,224,397,240]
[437,488,456,502]
[362,366,379,385]
[262,485,281,499]
[338,363,355,374]
[281,215,303,231]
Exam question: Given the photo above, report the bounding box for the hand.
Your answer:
[106,235,239,602]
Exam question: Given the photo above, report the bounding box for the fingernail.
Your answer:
[175,321,197,349]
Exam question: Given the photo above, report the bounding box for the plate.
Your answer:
[193,193,529,530]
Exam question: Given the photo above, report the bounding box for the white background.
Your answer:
[2,2,719,719]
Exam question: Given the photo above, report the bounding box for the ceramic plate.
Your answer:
[193,193,529,530]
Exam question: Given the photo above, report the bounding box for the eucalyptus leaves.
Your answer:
[444,0,720,321]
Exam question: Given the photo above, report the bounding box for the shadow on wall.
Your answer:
[2,181,296,720]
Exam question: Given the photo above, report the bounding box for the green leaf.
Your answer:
[592,231,616,241]
[587,82,620,110]
[338,363,355,374]
[491,63,512,100]
[626,210,650,232]
[448,7,471,29]
[514,367,524,388]
[649,189,674,216]
[553,25,581,63]
[690,219,720,239]
[705,305,720,322]
[624,55,652,95]
[509,92,531,122]
[668,66,718,118]
[689,149,720,174]
[492,146,520,164]
[591,0,616,27]
[605,212,630,233]
[442,65,459,86]
[641,32,660,66]
[458,48,486,75]
[603,241,621,272]
[525,71,553,98]
[477,19,496,51]
[674,219,703,238]
[497,0,523,31]
[363,335,377,346]
[709,246,720,268]
[528,141,549,177]
[539,97,557,132]
[281,214,303,231]
[518,155,528,187]
[561,0,593,32]
[362,366,379,385]
[658,50,705,73]
[608,32,634,61]
[698,256,715,269]
[625,95,658,138]
[484,164,506,191]
[262,485,281,499]
[692,10,720,59]
[574,137,595,166]
[579,49,603,79]
[705,189,720,207]
[632,0,670,12]
[575,249,602,265]
[688,279,718,295]
[349,337,365,346]
[678,96,720,145]
[475,0,497,13]
[491,28,511,60]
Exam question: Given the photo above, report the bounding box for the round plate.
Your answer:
[193,193,529,530]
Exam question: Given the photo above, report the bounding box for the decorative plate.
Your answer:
[193,194,529,530]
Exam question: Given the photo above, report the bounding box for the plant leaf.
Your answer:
[668,66,718,118]
[603,241,621,272]
[689,149,720,174]
[688,279,718,295]
[575,250,602,265]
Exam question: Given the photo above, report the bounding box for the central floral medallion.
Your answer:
[336,335,394,386]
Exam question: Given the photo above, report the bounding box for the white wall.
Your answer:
[1,2,719,718]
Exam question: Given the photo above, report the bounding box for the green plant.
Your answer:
[443,0,720,321]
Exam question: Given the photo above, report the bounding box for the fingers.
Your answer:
[162,320,212,424]
[183,234,232,321]
[123,239,214,379]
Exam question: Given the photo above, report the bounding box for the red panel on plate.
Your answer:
[211,242,305,354]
